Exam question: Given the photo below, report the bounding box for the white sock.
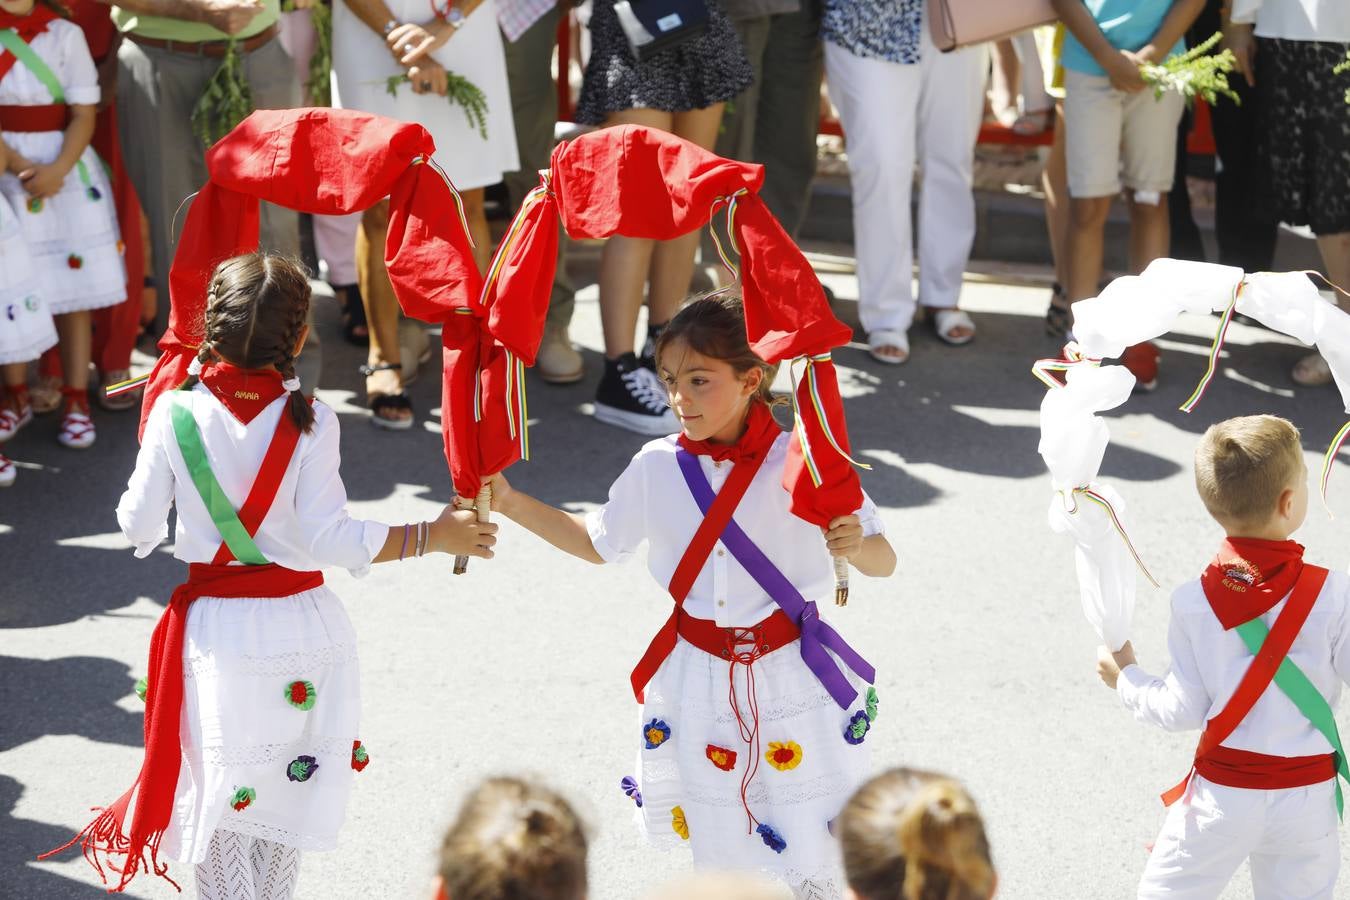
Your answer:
[249,835,301,900]
[196,830,256,900]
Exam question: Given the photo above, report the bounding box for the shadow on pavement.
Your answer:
[0,776,121,900]
[0,656,143,752]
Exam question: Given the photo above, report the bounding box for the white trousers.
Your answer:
[1138,776,1340,900]
[824,29,986,335]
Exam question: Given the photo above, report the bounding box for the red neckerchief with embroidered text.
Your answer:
[1199,537,1305,631]
[200,362,288,425]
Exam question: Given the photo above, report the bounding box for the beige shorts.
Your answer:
[1062,68,1185,199]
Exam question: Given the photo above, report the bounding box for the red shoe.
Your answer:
[1121,342,1160,392]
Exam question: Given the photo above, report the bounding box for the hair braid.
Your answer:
[271,262,314,433]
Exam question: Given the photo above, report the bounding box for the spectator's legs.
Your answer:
[1211,75,1277,271]
[460,188,491,274]
[503,5,582,383]
[1167,106,1204,262]
[1043,103,1072,335]
[1062,70,1126,303]
[356,201,412,426]
[1127,192,1171,274]
[824,41,919,351]
[915,32,985,325]
[752,1,824,237]
[1065,196,1112,303]
[1011,31,1052,122]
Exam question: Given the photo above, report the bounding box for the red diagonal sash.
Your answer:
[630,451,769,702]
[1162,565,1330,806]
[210,410,302,564]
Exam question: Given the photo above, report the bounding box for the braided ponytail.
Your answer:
[180,252,315,433]
[839,768,995,900]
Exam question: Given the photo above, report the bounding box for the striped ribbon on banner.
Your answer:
[788,354,872,488]
[1065,487,1161,588]
[1179,279,1243,413]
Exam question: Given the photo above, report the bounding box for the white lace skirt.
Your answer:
[163,586,362,864]
[629,636,875,894]
[0,195,56,364]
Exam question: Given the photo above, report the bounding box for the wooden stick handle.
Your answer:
[453,485,492,575]
[833,555,849,606]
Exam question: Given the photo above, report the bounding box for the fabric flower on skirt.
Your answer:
[620,775,643,808]
[765,741,803,771]
[756,823,787,854]
[351,741,370,772]
[705,744,738,771]
[66,254,83,269]
[865,686,879,721]
[134,677,148,702]
[844,711,871,745]
[286,680,317,711]
[286,755,319,783]
[643,718,672,749]
[230,787,256,812]
[671,805,689,840]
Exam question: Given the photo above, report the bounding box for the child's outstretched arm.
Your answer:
[1095,604,1211,732]
[824,515,896,578]
[370,506,496,563]
[480,472,604,564]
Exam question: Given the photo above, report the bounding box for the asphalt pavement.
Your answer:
[3,240,1349,900]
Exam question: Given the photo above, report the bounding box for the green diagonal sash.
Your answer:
[0,28,66,102]
[1235,616,1350,818]
[169,393,269,565]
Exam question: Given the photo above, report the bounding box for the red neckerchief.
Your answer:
[677,401,782,464]
[200,362,286,425]
[1200,537,1305,630]
[0,6,59,83]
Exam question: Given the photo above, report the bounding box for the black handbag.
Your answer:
[612,0,710,61]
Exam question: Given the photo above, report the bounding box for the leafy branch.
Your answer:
[190,38,253,146]
[1139,31,1240,107]
[383,72,489,140]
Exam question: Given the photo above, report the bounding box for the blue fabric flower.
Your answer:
[643,718,672,749]
[756,823,787,854]
[844,711,871,745]
[620,775,643,808]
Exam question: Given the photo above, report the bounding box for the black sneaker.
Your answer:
[639,321,668,371]
[595,353,680,435]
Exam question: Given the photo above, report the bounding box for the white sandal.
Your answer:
[0,403,32,441]
[0,452,15,487]
[59,408,96,449]
[931,308,976,346]
[866,330,910,365]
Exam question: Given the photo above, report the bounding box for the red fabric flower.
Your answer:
[705,744,737,771]
[351,740,370,772]
[66,254,83,270]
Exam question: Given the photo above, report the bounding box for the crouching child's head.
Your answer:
[1194,415,1308,540]
[433,776,587,900]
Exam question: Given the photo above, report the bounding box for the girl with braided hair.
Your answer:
[49,251,498,898]
[837,768,996,900]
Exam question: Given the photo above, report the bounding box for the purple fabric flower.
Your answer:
[756,823,787,854]
[286,755,319,783]
[620,775,643,808]
[844,711,871,745]
[643,718,672,749]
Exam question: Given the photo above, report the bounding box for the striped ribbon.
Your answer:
[1321,421,1350,507]
[788,354,872,489]
[105,372,150,398]
[705,189,748,299]
[1065,487,1161,589]
[419,156,476,253]
[1179,279,1243,413]
[1030,342,1098,390]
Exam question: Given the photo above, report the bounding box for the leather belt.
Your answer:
[128,23,277,58]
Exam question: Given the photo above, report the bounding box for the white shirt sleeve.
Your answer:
[1116,600,1212,732]
[59,22,101,106]
[115,396,175,558]
[293,404,389,577]
[856,489,884,538]
[585,449,651,564]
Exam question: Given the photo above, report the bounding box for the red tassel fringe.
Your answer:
[38,788,181,893]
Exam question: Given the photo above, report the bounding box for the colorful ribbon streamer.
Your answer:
[1030,343,1098,390]
[705,189,748,299]
[1179,280,1242,413]
[1321,421,1350,507]
[788,354,872,488]
[1066,486,1161,589]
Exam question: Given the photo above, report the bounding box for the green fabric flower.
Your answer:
[134,678,148,702]
[230,786,256,811]
[865,686,879,721]
[286,680,316,710]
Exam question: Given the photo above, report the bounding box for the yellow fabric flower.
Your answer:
[766,741,803,771]
[671,805,689,840]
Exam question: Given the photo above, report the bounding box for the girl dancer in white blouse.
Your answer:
[482,296,895,899]
[45,253,497,898]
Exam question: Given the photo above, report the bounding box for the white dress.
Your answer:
[116,387,389,863]
[586,432,884,895]
[0,19,125,315]
[331,0,519,190]
[0,193,56,364]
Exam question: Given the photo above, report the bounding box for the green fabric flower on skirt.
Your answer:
[134,677,148,702]
[230,786,256,811]
[286,680,316,710]
[865,686,879,721]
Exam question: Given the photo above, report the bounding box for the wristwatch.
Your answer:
[444,4,465,29]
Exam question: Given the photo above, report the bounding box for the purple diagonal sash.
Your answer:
[677,449,873,709]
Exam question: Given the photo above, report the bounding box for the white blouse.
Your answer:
[0,19,100,108]
[116,387,388,575]
[1118,572,1350,759]
[586,432,884,627]
[1230,0,1350,42]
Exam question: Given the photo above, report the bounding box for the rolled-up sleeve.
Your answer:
[115,397,176,557]
[1117,602,1211,733]
[60,23,101,106]
[294,405,389,576]
[856,490,884,538]
[585,452,649,564]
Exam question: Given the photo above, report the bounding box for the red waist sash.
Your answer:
[1195,744,1337,792]
[675,608,800,661]
[0,103,69,132]
[41,563,322,892]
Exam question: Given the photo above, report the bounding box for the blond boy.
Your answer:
[1098,415,1350,899]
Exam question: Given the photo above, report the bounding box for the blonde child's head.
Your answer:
[433,777,587,900]
[1194,415,1308,538]
[178,252,315,433]
[838,768,995,900]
